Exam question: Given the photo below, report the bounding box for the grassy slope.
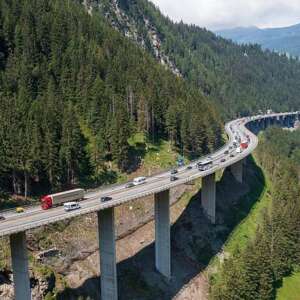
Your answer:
[128,132,181,170]
[224,160,271,253]
[277,271,300,300]
[210,153,300,298]
[209,154,270,279]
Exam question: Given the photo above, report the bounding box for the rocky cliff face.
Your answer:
[84,0,181,76]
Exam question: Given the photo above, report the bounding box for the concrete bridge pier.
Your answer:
[259,119,265,130]
[10,231,31,300]
[155,189,171,279]
[264,118,270,129]
[276,116,281,126]
[283,116,289,127]
[253,122,260,135]
[201,173,216,224]
[230,160,243,183]
[290,115,296,127]
[98,208,118,300]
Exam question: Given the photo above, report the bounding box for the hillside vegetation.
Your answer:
[211,128,300,299]
[0,0,222,200]
[96,0,300,117]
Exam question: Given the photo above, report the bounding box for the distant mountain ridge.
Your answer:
[216,23,300,57]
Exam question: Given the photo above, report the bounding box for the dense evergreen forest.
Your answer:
[0,0,223,199]
[211,127,300,299]
[98,0,300,117]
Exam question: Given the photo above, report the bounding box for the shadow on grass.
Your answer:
[56,156,265,300]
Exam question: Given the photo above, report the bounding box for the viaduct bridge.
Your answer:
[0,112,299,299]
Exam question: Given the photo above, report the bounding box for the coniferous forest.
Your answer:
[1,0,300,299]
[211,128,300,299]
[100,0,300,118]
[0,0,222,199]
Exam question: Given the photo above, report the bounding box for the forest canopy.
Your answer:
[100,0,300,118]
[0,0,222,198]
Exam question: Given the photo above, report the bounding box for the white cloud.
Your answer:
[150,0,300,30]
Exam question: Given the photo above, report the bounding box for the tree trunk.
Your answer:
[12,170,17,194]
[24,170,28,200]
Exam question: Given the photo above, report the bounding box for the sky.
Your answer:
[150,0,300,31]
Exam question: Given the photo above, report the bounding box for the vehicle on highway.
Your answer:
[240,141,248,149]
[186,165,193,170]
[64,202,81,212]
[224,150,229,155]
[236,147,242,154]
[221,158,226,163]
[230,154,235,158]
[0,215,5,221]
[16,207,24,213]
[101,196,112,202]
[197,159,213,171]
[177,158,185,167]
[170,169,178,175]
[133,176,146,186]
[41,189,84,210]
[125,182,134,188]
[170,175,178,182]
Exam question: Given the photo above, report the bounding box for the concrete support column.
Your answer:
[201,173,216,224]
[98,208,118,300]
[264,118,269,129]
[280,116,285,127]
[10,232,31,300]
[154,189,171,279]
[230,160,243,183]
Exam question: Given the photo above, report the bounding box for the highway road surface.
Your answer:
[0,112,298,237]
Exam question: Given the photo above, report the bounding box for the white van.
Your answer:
[236,147,242,154]
[64,202,81,211]
[133,176,146,186]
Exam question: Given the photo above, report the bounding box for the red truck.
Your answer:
[41,189,84,210]
[240,141,248,149]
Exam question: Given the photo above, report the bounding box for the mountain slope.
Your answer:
[0,0,222,199]
[216,23,300,57]
[91,0,300,118]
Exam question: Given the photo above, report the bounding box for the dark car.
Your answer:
[101,196,112,202]
[230,154,235,158]
[125,182,134,188]
[170,169,178,175]
[221,158,226,163]
[224,150,229,155]
[0,215,5,221]
[186,165,193,170]
[170,175,178,182]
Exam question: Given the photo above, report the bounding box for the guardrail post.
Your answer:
[201,173,216,224]
[98,208,118,300]
[230,160,243,183]
[155,189,171,279]
[10,231,31,300]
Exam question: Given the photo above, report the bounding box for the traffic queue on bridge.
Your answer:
[0,122,249,218]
